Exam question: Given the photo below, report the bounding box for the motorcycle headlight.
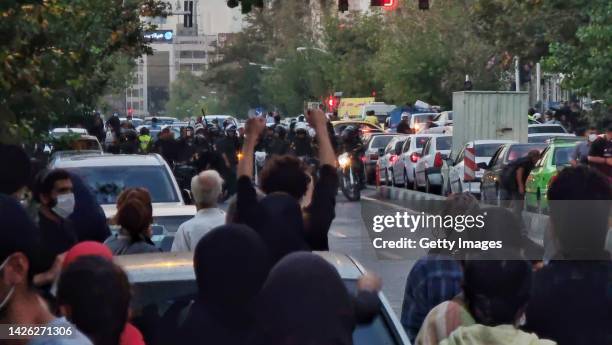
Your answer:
[338,155,351,169]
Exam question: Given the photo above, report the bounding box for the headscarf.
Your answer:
[68,173,111,242]
[180,224,270,345]
[255,193,309,264]
[253,252,355,345]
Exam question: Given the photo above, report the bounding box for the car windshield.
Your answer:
[66,165,179,205]
[129,279,399,345]
[552,146,575,166]
[371,135,394,149]
[529,125,566,134]
[528,135,556,143]
[475,143,504,157]
[412,114,435,124]
[507,145,546,162]
[436,136,452,150]
[415,136,430,148]
[144,118,176,126]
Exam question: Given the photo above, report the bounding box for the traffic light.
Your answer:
[418,0,429,10]
[338,0,349,12]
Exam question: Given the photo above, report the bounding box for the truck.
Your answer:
[451,91,529,156]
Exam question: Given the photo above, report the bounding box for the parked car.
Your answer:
[524,138,583,213]
[119,117,144,127]
[49,135,103,161]
[49,153,188,206]
[414,134,452,194]
[50,127,89,139]
[409,113,437,133]
[432,111,453,127]
[205,115,239,129]
[333,121,384,142]
[480,143,547,204]
[528,123,567,135]
[528,133,576,143]
[144,116,179,126]
[393,134,434,188]
[443,140,515,196]
[117,252,410,345]
[364,134,397,184]
[376,135,409,185]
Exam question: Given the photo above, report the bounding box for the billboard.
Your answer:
[338,97,375,119]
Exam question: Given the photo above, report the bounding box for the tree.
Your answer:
[0,0,167,142]
[543,0,612,103]
[166,72,223,119]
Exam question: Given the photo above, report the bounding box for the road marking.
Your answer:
[330,230,347,238]
[362,195,410,211]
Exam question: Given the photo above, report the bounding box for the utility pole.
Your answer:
[514,56,520,92]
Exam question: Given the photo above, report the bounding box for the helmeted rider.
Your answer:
[266,125,290,157]
[340,125,366,186]
[290,122,314,158]
[176,126,197,163]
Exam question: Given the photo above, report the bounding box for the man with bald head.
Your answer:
[171,170,226,252]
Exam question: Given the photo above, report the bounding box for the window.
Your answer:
[552,146,574,166]
[415,136,429,149]
[193,51,206,58]
[370,135,394,150]
[528,125,566,134]
[422,140,431,155]
[535,148,549,168]
[436,136,452,150]
[402,138,411,153]
[475,143,505,157]
[183,1,193,28]
[66,165,179,205]
[179,51,193,58]
[394,140,405,155]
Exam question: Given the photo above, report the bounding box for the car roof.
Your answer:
[145,116,177,120]
[114,251,363,283]
[528,133,575,137]
[51,153,166,168]
[467,139,516,146]
[102,204,196,219]
[51,128,88,134]
[528,123,565,127]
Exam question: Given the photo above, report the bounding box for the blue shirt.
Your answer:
[400,254,463,343]
[27,317,92,345]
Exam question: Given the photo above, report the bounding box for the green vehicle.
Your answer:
[524,137,583,213]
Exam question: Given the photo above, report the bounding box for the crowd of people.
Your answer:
[0,106,610,345]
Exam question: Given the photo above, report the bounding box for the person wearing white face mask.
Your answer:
[33,169,78,261]
[0,195,93,345]
[570,127,598,167]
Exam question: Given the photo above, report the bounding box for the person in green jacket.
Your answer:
[138,127,152,153]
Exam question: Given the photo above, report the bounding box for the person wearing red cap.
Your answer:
[59,242,145,345]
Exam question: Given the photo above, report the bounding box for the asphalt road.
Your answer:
[329,189,415,317]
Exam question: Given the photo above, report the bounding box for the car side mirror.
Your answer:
[181,189,193,205]
[477,162,489,170]
[378,148,385,156]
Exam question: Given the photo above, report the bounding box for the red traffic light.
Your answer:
[371,0,397,10]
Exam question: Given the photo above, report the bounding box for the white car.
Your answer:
[50,127,89,139]
[432,111,453,127]
[410,113,437,133]
[364,134,397,183]
[393,134,435,188]
[414,134,452,194]
[444,140,516,196]
[376,135,409,185]
[205,115,239,129]
[527,124,574,143]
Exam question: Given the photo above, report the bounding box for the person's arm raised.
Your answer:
[306,108,335,167]
[237,117,266,179]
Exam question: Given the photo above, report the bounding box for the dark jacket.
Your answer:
[524,254,612,345]
[38,211,78,258]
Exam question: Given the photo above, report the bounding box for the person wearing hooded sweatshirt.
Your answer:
[437,251,555,345]
[68,174,110,243]
[177,224,270,345]
[252,252,359,345]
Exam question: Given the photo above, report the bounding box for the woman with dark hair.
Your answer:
[57,256,132,345]
[104,188,159,255]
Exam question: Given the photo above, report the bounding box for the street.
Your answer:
[329,189,414,316]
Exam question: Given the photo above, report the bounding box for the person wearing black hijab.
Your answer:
[68,173,111,242]
[238,191,309,264]
[177,224,270,345]
[252,252,356,345]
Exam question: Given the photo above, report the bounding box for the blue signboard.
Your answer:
[144,30,174,43]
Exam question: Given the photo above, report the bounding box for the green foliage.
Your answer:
[0,0,167,142]
[166,72,223,119]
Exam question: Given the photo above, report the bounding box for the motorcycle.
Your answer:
[338,152,361,201]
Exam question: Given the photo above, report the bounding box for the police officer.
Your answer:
[266,125,290,157]
[290,123,314,158]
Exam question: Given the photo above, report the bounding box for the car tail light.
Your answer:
[548,173,559,189]
[389,155,398,164]
[410,152,420,163]
[360,155,367,163]
[370,154,378,160]
[434,152,443,168]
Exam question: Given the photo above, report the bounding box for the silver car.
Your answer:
[115,252,410,345]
